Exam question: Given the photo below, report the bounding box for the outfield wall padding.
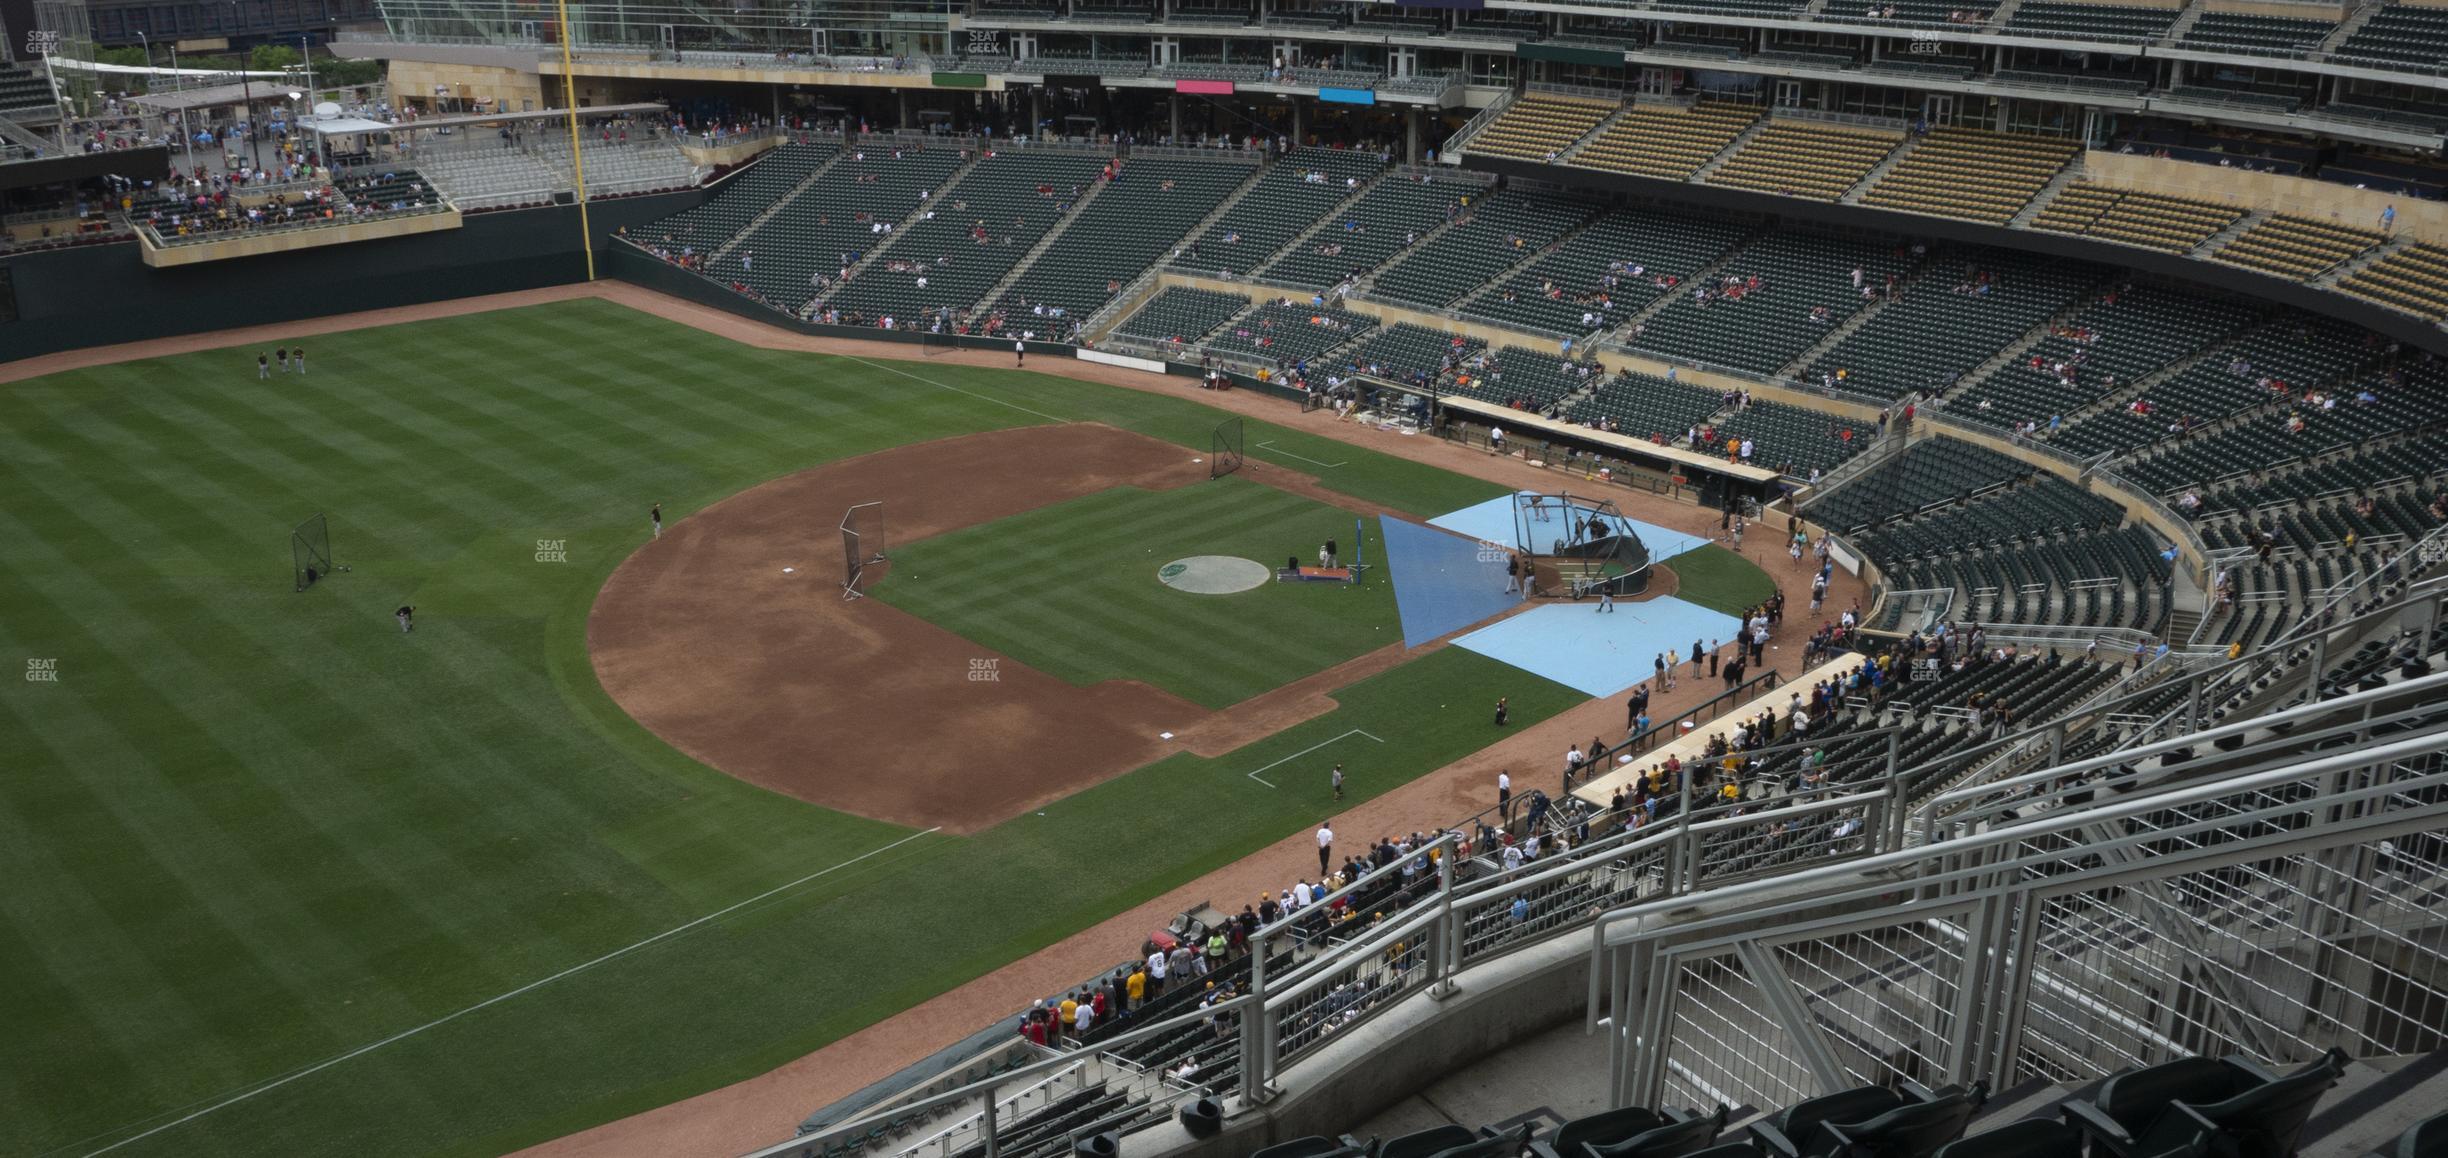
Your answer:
[0,190,703,363]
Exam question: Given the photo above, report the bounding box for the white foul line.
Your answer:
[72,827,946,1158]
[1246,729,1385,788]
[1255,440,1348,469]
[839,354,1074,425]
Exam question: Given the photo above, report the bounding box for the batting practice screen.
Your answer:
[1211,418,1245,480]
[292,512,334,592]
[840,501,887,599]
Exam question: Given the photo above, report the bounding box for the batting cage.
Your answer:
[291,512,342,592]
[840,501,887,600]
[1512,491,1652,599]
[1211,417,1245,480]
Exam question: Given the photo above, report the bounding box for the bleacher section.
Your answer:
[524,133,700,196]
[1857,473,2126,560]
[1567,372,1730,440]
[1464,93,1615,162]
[827,150,1109,324]
[1369,189,1595,310]
[1804,253,2096,400]
[0,64,52,118]
[2178,11,2334,53]
[1341,322,1485,387]
[409,138,568,210]
[1861,128,2080,225]
[1112,286,1250,346]
[994,155,1250,319]
[2003,0,2180,40]
[2331,4,2448,68]
[2211,214,2385,281]
[1260,171,1468,290]
[1179,146,1384,277]
[1705,120,1902,201]
[2056,316,2374,465]
[1461,209,1750,338]
[1628,230,1914,374]
[701,144,964,311]
[2336,243,2448,322]
[1211,300,1377,365]
[2028,182,2248,253]
[1884,521,2174,630]
[1808,437,2033,531]
[1712,399,1875,474]
[1953,285,2258,430]
[1450,345,1602,412]
[1572,101,1760,180]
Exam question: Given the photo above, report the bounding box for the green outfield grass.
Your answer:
[876,480,1400,708]
[0,297,1588,1158]
[1668,545,1783,617]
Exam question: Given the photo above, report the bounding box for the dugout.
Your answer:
[1435,396,1786,512]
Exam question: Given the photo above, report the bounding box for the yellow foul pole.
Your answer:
[554,0,597,281]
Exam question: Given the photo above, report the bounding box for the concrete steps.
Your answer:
[978,173,1117,309]
[812,150,986,307]
[1692,117,1775,182]
[2314,233,2412,288]
[1776,249,1940,378]
[2190,207,2267,259]
[1599,224,1770,346]
[1944,278,2121,403]
[709,146,850,263]
[2010,163,2087,228]
[1840,134,1923,205]
[2317,0,2385,54]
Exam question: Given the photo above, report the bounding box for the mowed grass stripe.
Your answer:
[878,481,1395,707]
[0,299,1686,1158]
[0,495,566,1076]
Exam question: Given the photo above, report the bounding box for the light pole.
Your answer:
[170,42,193,172]
[299,33,313,103]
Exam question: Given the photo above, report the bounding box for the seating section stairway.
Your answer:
[1370,190,1597,310]
[828,150,1111,325]
[1460,209,1750,338]
[1706,120,1903,202]
[2212,215,2384,281]
[696,144,964,311]
[1258,170,1468,290]
[2029,182,2247,253]
[1572,101,1761,180]
[1628,230,1915,374]
[1861,128,2080,225]
[1953,286,2259,430]
[1178,146,1386,276]
[2335,243,2448,321]
[1804,253,2096,401]
[993,155,1250,319]
[1113,286,1252,347]
[1464,93,1617,162]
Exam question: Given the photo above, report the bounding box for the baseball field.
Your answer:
[0,295,1647,1158]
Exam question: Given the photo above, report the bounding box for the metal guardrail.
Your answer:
[750,589,2447,1158]
[1595,709,2448,1112]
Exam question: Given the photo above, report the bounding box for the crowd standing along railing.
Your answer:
[748,653,2448,1158]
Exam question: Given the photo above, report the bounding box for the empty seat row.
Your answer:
[1706,121,1902,202]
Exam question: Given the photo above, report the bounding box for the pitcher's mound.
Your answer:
[1159,556,1271,595]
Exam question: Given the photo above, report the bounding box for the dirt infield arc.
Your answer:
[587,422,1419,833]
